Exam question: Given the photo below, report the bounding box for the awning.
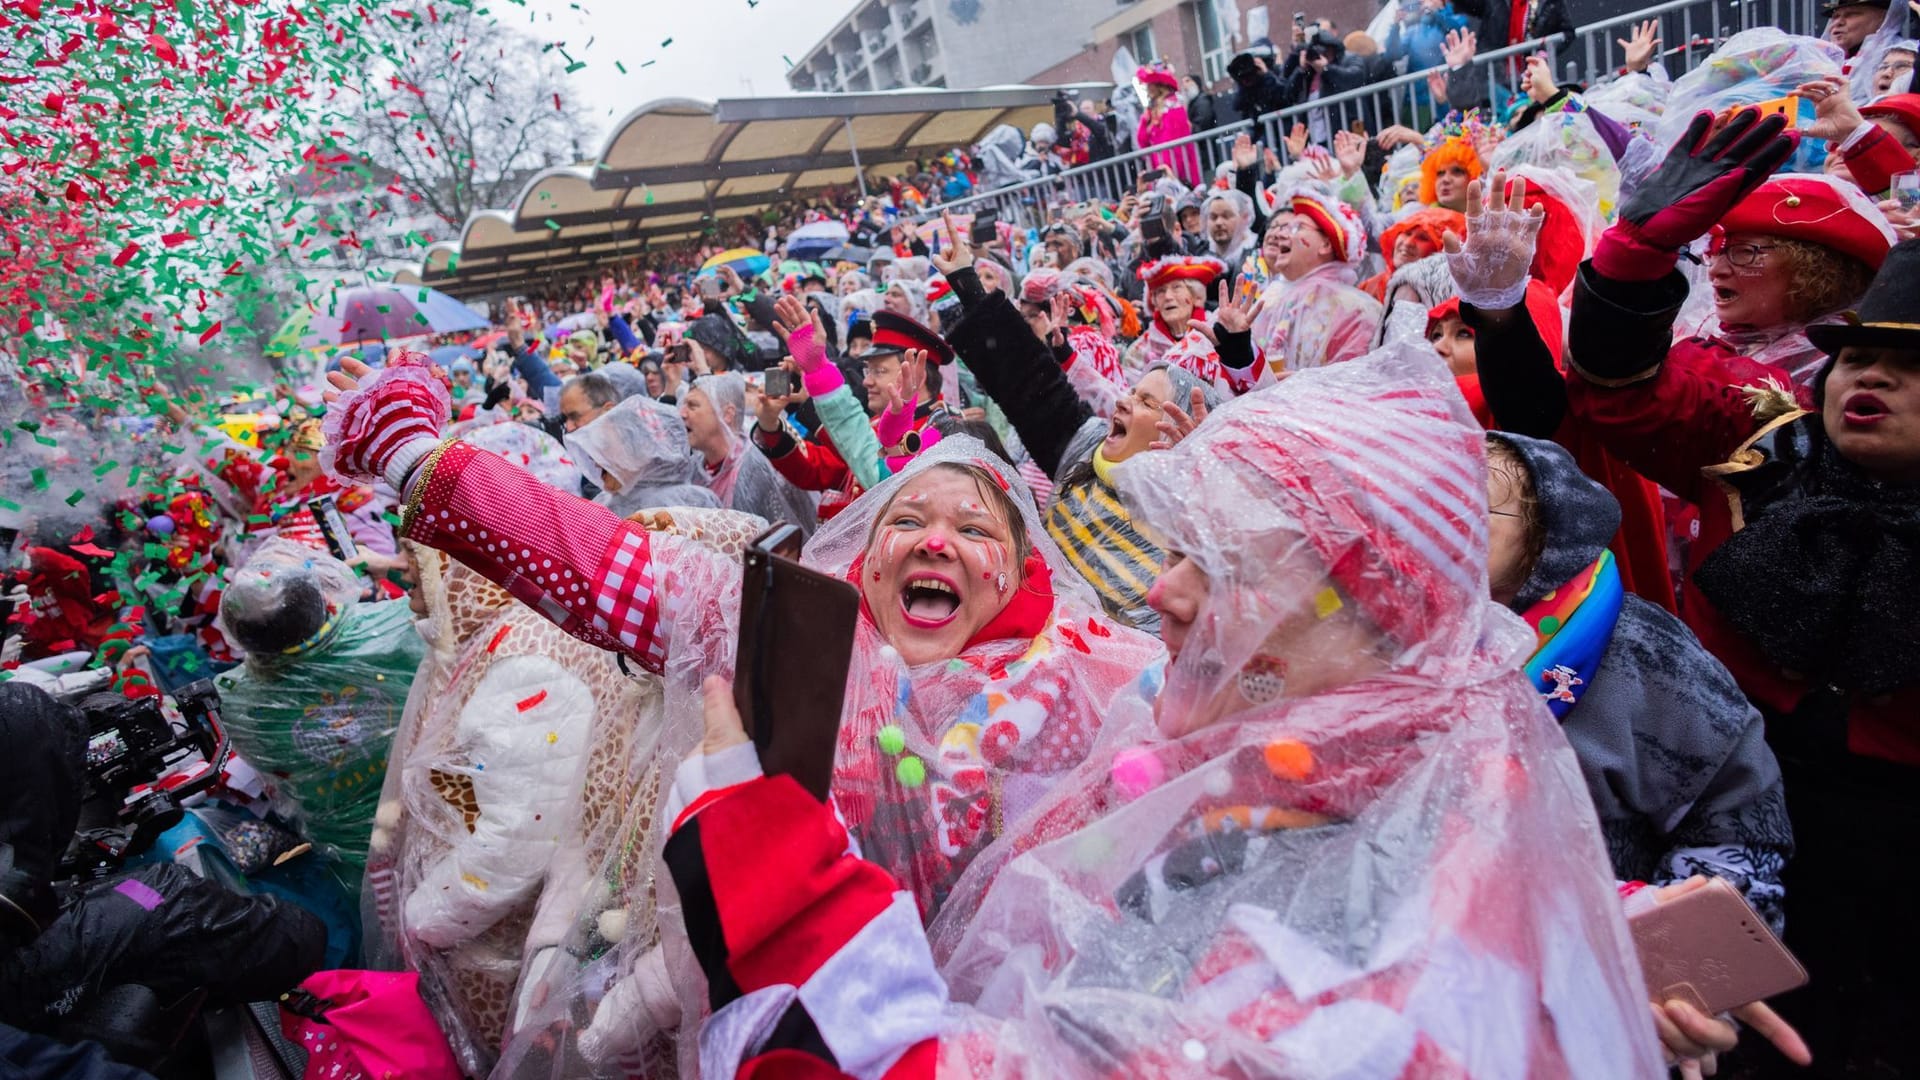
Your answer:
[415,83,1106,298]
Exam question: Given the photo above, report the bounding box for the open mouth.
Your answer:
[900,573,961,627]
[1712,285,1740,305]
[1843,392,1890,426]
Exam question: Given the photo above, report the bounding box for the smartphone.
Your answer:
[1892,170,1920,211]
[1629,877,1808,1016]
[733,523,860,802]
[763,368,795,398]
[697,275,722,300]
[970,208,999,245]
[308,494,359,564]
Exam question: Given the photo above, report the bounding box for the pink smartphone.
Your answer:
[1629,877,1807,1016]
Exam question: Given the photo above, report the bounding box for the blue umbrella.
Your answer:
[429,344,482,367]
[302,284,489,345]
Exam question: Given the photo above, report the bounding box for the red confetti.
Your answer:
[196,320,222,344]
[516,689,548,712]
[111,242,139,266]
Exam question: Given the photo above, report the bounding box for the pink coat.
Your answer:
[1136,105,1201,187]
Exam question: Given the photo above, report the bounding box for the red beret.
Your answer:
[1717,175,1895,271]
[1861,93,1920,140]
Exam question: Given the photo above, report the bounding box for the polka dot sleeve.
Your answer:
[404,441,668,675]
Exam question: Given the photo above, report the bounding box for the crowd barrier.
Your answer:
[921,0,1822,228]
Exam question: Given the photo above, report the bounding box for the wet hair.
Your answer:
[1483,436,1547,597]
[866,460,1033,569]
[227,577,328,655]
[1772,238,1877,324]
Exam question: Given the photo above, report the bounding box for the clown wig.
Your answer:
[1417,136,1483,207]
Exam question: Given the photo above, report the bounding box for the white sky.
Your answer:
[513,0,859,147]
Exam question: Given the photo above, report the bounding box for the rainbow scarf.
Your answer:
[1521,550,1623,719]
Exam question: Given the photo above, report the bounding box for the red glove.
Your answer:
[1593,109,1797,281]
[320,351,450,488]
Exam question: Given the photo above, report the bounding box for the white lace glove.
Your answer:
[1444,170,1546,311]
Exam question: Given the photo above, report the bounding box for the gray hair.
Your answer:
[565,371,622,410]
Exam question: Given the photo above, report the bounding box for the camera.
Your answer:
[970,207,999,245]
[1139,194,1178,259]
[763,368,795,398]
[61,680,230,882]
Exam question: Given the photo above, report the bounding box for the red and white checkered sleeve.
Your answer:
[403,441,669,674]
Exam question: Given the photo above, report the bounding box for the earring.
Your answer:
[996,571,1009,595]
[1237,655,1287,705]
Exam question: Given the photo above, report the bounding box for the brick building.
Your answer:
[1027,0,1382,91]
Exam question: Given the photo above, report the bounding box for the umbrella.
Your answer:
[278,284,489,349]
[786,220,849,260]
[429,344,481,368]
[699,247,770,280]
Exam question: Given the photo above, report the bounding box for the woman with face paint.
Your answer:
[657,343,1665,1079]
[320,350,1163,1060]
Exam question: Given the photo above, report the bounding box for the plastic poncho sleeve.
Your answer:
[942,280,1094,479]
[402,655,596,949]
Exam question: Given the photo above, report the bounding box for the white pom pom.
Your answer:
[598,907,629,943]
[877,644,900,664]
[369,826,392,854]
[374,799,403,829]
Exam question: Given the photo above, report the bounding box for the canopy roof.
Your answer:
[416,84,1103,298]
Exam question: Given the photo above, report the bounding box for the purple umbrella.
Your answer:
[304,284,488,345]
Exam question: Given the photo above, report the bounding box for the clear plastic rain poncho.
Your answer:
[455,418,583,497]
[564,395,721,517]
[489,439,1162,1079]
[1652,29,1843,173]
[363,534,668,1075]
[908,345,1665,1078]
[214,540,424,888]
[687,373,820,535]
[1490,106,1624,219]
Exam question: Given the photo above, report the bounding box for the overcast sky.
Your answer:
[516,0,857,147]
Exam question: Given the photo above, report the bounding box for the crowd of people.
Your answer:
[4,2,1920,1078]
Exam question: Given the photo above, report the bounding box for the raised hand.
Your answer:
[1619,19,1661,73]
[1151,387,1211,451]
[1796,76,1866,143]
[1443,170,1546,310]
[930,209,976,276]
[1047,289,1077,346]
[1209,278,1266,337]
[1442,27,1477,69]
[1610,107,1796,270]
[1285,121,1310,160]
[1303,147,1342,183]
[321,353,451,488]
[1377,124,1426,151]
[1231,132,1260,172]
[1333,129,1368,177]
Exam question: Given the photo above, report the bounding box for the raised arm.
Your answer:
[1445,171,1567,437]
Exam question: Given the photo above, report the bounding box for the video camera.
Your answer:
[60,679,231,883]
[1139,191,1180,260]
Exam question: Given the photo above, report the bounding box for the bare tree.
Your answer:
[355,9,584,227]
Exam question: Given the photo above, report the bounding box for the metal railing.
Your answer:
[919,0,1821,229]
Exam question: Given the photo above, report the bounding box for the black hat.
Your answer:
[1227,45,1274,81]
[1807,238,1920,356]
[1820,0,1887,12]
[867,309,955,365]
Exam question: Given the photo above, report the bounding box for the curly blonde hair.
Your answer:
[1771,238,1877,323]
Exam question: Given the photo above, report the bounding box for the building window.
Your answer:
[1121,21,1156,65]
[1191,0,1234,84]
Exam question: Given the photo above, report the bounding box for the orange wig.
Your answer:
[1417,136,1483,206]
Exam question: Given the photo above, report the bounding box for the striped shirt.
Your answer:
[1046,474,1163,633]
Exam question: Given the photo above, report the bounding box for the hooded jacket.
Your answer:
[1494,433,1793,928]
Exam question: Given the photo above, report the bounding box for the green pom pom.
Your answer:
[895,755,926,788]
[876,724,906,756]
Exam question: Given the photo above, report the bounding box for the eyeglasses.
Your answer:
[1707,242,1776,268]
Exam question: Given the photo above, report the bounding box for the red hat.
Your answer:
[1861,92,1920,138]
[1290,191,1367,264]
[1139,254,1228,292]
[869,309,955,364]
[1136,62,1180,91]
[1717,174,1895,271]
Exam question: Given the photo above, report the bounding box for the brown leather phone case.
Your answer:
[734,523,859,803]
[1629,877,1808,1016]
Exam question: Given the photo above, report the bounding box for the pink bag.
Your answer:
[279,970,461,1080]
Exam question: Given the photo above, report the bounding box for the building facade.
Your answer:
[787,0,1131,93]
[1027,0,1380,91]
